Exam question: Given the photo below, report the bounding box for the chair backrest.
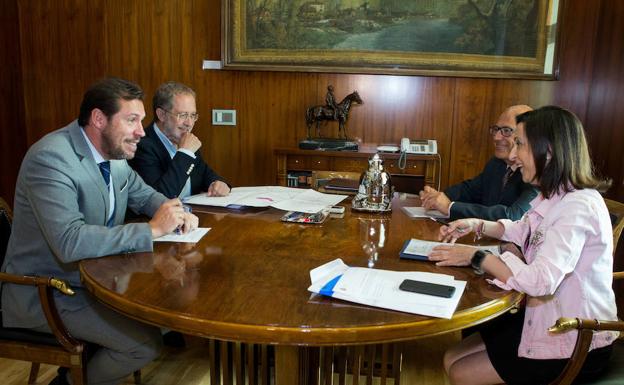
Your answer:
[390,174,425,194]
[604,198,624,322]
[604,198,624,256]
[0,197,12,265]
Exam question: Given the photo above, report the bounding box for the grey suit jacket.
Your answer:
[1,120,167,329]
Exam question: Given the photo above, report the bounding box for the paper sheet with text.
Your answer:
[154,228,210,243]
[183,186,346,213]
[308,258,466,319]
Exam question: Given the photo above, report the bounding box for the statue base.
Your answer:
[299,138,359,151]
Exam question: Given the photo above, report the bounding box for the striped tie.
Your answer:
[98,161,114,227]
[502,167,514,190]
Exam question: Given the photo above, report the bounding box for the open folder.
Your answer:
[400,239,501,261]
[308,259,466,319]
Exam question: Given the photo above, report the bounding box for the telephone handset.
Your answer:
[400,138,437,154]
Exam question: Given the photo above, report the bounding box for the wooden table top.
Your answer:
[80,194,523,346]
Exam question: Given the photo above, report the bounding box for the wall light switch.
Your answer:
[212,109,236,126]
[202,60,222,70]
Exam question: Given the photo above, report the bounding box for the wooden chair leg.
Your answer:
[28,362,40,384]
[133,369,141,384]
[70,366,86,385]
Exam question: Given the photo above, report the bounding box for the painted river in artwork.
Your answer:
[334,18,464,53]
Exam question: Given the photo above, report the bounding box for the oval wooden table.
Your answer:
[80,194,523,385]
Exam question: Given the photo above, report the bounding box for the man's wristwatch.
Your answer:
[471,250,490,275]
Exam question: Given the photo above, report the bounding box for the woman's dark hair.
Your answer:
[516,106,611,198]
[78,78,143,127]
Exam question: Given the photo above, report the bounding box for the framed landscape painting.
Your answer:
[222,0,562,79]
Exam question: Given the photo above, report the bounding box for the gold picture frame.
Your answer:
[222,0,562,79]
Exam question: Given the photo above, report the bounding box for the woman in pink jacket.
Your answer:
[429,106,618,385]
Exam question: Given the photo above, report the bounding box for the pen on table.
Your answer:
[428,217,465,233]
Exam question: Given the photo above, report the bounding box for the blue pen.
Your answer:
[175,204,192,235]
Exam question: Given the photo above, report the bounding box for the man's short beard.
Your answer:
[102,127,130,160]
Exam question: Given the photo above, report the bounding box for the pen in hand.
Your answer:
[174,204,192,235]
[428,217,466,233]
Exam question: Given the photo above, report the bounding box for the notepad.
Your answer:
[399,238,501,261]
[154,227,210,243]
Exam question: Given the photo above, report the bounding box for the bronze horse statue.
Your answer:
[305,91,363,139]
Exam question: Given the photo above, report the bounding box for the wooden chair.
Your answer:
[0,197,88,384]
[548,198,624,385]
[0,197,141,385]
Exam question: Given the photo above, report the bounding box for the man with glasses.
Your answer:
[419,105,537,220]
[130,81,230,199]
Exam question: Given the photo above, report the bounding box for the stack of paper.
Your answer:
[323,178,359,193]
[308,259,466,319]
[184,186,347,214]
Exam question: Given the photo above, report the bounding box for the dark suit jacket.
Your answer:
[129,124,227,199]
[445,157,538,221]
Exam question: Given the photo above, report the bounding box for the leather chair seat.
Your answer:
[0,327,61,346]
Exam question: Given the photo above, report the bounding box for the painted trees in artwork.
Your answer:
[452,0,539,56]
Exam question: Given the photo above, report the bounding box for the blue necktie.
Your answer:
[98,161,114,227]
[99,161,111,187]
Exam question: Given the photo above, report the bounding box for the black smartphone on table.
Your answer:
[398,279,456,298]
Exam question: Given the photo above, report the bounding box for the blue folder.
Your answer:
[399,239,428,261]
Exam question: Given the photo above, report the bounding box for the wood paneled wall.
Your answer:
[0,0,27,206]
[1,0,623,205]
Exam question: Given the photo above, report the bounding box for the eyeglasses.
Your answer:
[161,108,199,122]
[489,125,515,137]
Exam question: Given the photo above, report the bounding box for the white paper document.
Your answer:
[402,206,447,218]
[183,186,347,213]
[154,227,210,243]
[400,238,501,261]
[308,258,466,319]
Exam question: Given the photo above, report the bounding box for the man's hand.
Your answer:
[178,132,202,153]
[419,186,451,215]
[149,199,197,238]
[206,181,230,197]
[179,210,199,234]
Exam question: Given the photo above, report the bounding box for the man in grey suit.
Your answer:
[1,78,198,385]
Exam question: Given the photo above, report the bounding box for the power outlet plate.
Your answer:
[212,109,236,126]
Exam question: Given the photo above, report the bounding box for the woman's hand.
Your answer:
[428,244,477,267]
[438,218,481,243]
